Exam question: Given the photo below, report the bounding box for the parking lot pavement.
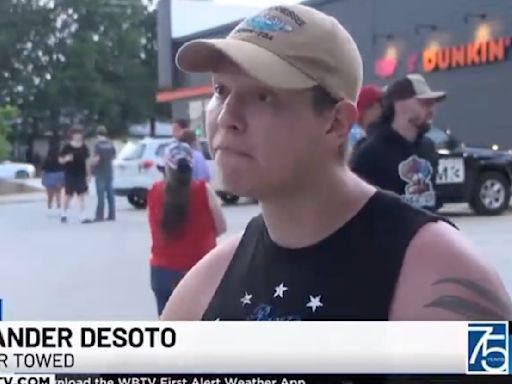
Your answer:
[439,204,512,294]
[0,194,510,320]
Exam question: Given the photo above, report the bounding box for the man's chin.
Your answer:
[219,169,271,201]
[220,179,251,199]
[417,121,433,137]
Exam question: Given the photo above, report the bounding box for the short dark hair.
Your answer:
[180,129,197,146]
[97,125,108,136]
[68,125,83,138]
[311,86,340,114]
[174,118,190,129]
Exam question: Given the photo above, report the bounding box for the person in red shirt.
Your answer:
[147,139,227,316]
[347,85,383,151]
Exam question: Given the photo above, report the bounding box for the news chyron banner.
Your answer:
[0,322,510,382]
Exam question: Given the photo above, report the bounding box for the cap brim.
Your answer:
[416,91,446,102]
[176,39,316,90]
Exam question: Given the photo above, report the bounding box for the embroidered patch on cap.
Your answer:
[242,14,293,33]
[234,11,295,40]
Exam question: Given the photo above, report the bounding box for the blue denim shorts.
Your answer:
[42,171,65,189]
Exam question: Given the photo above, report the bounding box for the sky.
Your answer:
[171,0,303,37]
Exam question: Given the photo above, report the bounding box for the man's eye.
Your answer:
[213,84,227,97]
[257,92,273,103]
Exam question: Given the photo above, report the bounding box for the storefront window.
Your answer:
[187,98,209,138]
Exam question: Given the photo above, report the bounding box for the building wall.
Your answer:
[165,0,512,148]
[368,0,512,149]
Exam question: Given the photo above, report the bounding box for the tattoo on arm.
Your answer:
[424,277,512,320]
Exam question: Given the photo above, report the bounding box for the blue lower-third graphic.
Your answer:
[467,322,509,374]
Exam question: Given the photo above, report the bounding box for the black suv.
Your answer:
[426,127,512,215]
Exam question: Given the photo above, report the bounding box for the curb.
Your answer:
[0,193,46,205]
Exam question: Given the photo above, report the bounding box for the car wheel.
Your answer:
[15,170,30,179]
[470,172,511,216]
[218,192,240,205]
[127,191,147,209]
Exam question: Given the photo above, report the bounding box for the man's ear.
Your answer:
[325,101,357,142]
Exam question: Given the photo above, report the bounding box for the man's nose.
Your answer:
[217,95,246,133]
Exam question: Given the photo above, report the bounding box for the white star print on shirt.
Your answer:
[306,295,323,312]
[240,292,253,306]
[273,283,288,298]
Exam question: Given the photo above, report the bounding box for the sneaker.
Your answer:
[81,219,93,224]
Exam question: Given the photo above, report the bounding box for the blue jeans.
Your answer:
[150,266,185,316]
[95,175,115,220]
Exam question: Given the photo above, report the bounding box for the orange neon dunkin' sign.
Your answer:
[422,36,512,72]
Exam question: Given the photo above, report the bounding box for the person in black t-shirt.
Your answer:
[59,126,91,224]
[41,141,65,214]
[160,5,512,322]
[351,74,444,212]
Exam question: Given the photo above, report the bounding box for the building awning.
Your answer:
[156,85,213,103]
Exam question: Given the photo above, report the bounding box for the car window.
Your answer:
[118,142,146,161]
[156,143,170,158]
[199,141,212,160]
[426,127,450,148]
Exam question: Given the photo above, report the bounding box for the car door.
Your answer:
[113,141,147,189]
[0,161,17,180]
[0,162,11,179]
[155,142,170,170]
[427,127,468,203]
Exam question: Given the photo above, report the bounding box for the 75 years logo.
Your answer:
[467,322,509,374]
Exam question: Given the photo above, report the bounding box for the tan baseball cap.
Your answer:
[175,4,363,104]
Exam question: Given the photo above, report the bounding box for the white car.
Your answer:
[112,138,170,208]
[113,137,241,209]
[0,161,36,180]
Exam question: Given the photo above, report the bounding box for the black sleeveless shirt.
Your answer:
[203,191,449,321]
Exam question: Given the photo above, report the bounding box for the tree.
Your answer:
[0,0,160,140]
[0,106,18,161]
[0,1,57,131]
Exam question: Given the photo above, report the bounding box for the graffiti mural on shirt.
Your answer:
[398,155,436,208]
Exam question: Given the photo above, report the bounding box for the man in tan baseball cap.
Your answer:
[162,5,512,322]
[176,4,362,104]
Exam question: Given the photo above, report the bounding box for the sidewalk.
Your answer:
[0,178,100,206]
[0,190,46,205]
[0,178,45,205]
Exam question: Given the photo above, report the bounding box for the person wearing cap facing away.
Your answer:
[91,125,117,222]
[351,74,445,213]
[347,85,383,151]
[147,139,226,316]
[161,5,512,321]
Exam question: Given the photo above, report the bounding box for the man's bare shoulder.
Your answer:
[160,234,242,321]
[390,220,512,320]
